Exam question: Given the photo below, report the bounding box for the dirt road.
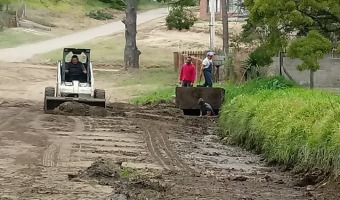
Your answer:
[0,101,326,200]
[0,8,168,62]
[0,64,339,199]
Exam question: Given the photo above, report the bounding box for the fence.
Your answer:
[174,51,217,83]
[173,49,251,83]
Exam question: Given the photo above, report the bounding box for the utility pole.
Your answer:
[222,0,229,55]
[209,0,216,50]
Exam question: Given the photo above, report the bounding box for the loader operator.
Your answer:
[65,55,87,82]
[198,98,215,116]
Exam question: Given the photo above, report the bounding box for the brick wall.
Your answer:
[199,0,245,21]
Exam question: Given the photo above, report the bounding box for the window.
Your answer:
[207,0,219,13]
[228,0,238,13]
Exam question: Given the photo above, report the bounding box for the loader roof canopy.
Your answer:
[63,48,90,55]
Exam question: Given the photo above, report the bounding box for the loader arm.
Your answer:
[56,61,62,96]
[90,63,95,97]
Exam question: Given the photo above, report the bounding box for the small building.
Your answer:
[199,0,248,20]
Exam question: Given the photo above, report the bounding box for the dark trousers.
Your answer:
[203,70,213,87]
[182,80,192,87]
[68,74,85,82]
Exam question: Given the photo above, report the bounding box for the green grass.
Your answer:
[132,87,174,104]
[32,34,174,67]
[219,77,340,178]
[0,29,51,48]
[137,0,167,11]
[115,67,177,87]
[119,167,138,178]
[94,67,177,102]
[23,0,164,11]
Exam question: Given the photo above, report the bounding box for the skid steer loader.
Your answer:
[44,48,106,112]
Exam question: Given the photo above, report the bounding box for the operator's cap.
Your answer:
[207,52,214,56]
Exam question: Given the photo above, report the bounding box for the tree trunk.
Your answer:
[122,0,141,68]
[222,0,229,55]
[310,70,314,89]
[222,0,229,79]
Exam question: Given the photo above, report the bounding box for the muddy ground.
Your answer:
[0,100,339,200]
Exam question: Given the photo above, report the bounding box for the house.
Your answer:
[199,0,248,20]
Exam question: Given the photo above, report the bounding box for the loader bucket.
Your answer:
[175,87,225,115]
[44,96,106,112]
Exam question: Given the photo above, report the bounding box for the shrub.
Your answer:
[86,9,115,20]
[99,0,126,10]
[219,77,340,178]
[165,7,196,30]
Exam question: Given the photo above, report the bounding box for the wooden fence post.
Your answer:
[173,52,179,72]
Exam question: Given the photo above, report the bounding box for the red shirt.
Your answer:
[179,63,196,83]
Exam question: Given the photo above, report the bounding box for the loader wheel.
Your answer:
[45,87,55,97]
[94,89,105,99]
[44,87,55,113]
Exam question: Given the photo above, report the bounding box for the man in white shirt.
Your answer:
[199,52,214,87]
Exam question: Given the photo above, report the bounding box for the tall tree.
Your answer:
[242,0,340,88]
[122,0,141,68]
[286,30,332,89]
[121,0,195,68]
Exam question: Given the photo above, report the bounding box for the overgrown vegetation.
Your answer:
[163,0,197,30]
[219,77,340,179]
[241,0,338,87]
[86,8,115,20]
[165,7,196,30]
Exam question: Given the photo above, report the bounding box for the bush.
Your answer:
[99,0,126,10]
[86,9,115,20]
[165,7,196,30]
[219,77,340,178]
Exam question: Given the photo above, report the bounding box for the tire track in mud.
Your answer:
[40,115,84,167]
[136,116,196,173]
[144,128,172,170]
[157,127,195,173]
[0,110,25,130]
[71,116,152,167]
[57,116,84,167]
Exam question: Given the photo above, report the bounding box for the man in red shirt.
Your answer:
[179,56,196,87]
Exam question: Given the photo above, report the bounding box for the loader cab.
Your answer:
[60,48,92,85]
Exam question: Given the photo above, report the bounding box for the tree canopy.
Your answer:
[242,0,340,74]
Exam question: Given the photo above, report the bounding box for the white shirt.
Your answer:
[202,57,212,69]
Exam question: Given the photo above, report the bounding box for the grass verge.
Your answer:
[132,87,174,104]
[138,0,167,11]
[31,34,174,67]
[219,77,340,178]
[0,28,51,48]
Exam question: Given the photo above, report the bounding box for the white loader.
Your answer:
[44,48,106,112]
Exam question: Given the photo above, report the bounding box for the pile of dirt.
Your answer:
[53,102,109,116]
[68,157,121,184]
[68,157,170,199]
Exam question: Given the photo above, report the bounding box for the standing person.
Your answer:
[179,56,196,87]
[199,52,214,87]
[198,98,215,116]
